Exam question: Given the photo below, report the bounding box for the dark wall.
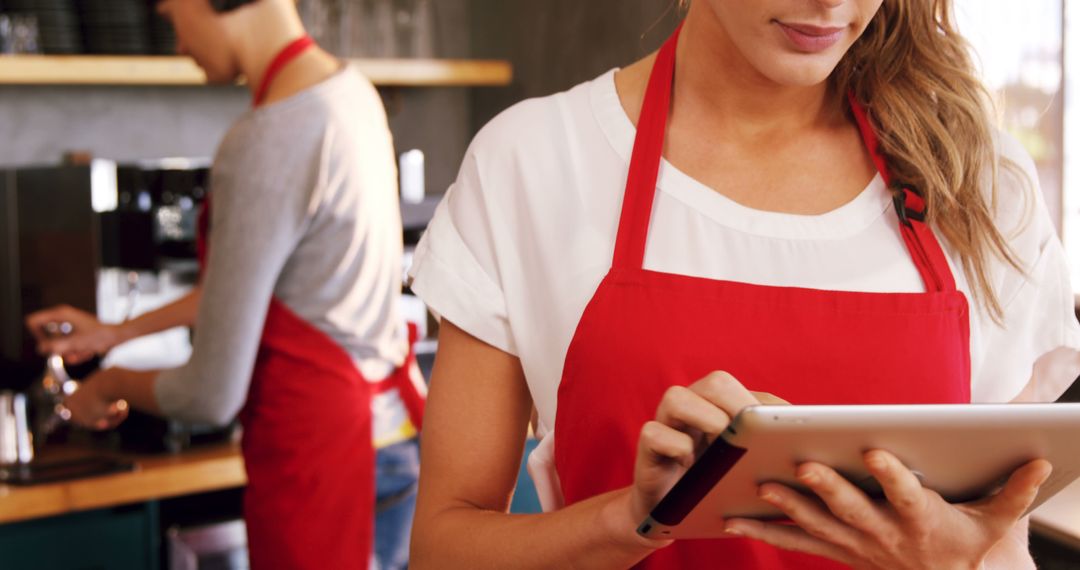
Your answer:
[468,0,682,134]
[0,171,18,363]
[385,0,474,197]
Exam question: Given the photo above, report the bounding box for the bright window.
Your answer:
[955,1,1071,284]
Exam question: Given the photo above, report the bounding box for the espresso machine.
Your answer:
[0,158,233,460]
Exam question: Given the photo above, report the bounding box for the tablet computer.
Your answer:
[637,403,1080,540]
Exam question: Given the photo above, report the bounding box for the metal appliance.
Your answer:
[0,158,234,453]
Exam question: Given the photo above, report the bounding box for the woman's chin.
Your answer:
[749,50,847,88]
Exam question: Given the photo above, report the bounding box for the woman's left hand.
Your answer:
[64,369,129,430]
[724,450,1052,570]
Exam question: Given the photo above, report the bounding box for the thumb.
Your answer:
[980,459,1052,523]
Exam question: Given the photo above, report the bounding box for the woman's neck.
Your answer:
[224,0,342,105]
[672,3,842,140]
[613,5,875,216]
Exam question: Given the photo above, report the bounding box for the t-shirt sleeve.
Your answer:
[408,149,518,355]
[971,133,1080,403]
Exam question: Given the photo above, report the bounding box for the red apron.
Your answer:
[552,26,971,569]
[193,37,426,569]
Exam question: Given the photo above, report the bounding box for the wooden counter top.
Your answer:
[2,438,1077,549]
[0,442,245,525]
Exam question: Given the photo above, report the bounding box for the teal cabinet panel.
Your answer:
[0,503,159,570]
[510,438,541,514]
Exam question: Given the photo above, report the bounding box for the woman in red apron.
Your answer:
[36,1,426,569]
[409,1,1074,569]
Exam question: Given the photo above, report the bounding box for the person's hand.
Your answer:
[25,305,126,364]
[723,450,1052,570]
[627,372,765,527]
[63,369,130,430]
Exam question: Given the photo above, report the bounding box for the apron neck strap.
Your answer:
[253,35,316,108]
[611,23,681,271]
[848,94,956,292]
[611,25,957,293]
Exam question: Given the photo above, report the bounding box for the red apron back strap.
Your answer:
[373,322,428,430]
[397,323,427,430]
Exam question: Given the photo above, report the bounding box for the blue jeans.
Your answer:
[373,438,420,570]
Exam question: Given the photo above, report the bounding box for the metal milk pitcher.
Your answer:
[0,391,34,465]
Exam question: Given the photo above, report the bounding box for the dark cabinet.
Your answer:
[0,503,159,570]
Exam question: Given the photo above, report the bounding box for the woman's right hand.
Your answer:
[25,305,125,364]
[628,371,766,525]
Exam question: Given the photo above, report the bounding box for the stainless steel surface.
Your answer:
[42,321,74,338]
[45,353,72,387]
[32,353,78,446]
[0,391,34,465]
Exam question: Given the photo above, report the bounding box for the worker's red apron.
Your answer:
[193,36,426,570]
[552,26,970,569]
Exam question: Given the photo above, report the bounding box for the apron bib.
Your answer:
[551,25,971,569]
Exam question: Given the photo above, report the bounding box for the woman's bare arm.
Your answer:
[117,286,202,340]
[25,287,202,364]
[410,320,664,569]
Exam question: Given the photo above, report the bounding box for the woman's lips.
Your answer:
[775,21,846,53]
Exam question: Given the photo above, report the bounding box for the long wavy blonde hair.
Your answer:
[833,0,1025,319]
[676,0,1027,319]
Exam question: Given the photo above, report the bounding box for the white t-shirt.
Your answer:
[409,69,1080,438]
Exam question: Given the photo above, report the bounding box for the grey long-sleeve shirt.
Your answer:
[155,69,407,426]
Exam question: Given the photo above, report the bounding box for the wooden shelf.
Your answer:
[354,59,512,87]
[0,56,513,87]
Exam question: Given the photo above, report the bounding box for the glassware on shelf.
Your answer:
[336,0,438,58]
[297,0,345,56]
[391,0,436,59]
[361,0,396,58]
[0,16,10,54]
[291,0,440,58]
[0,14,42,55]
